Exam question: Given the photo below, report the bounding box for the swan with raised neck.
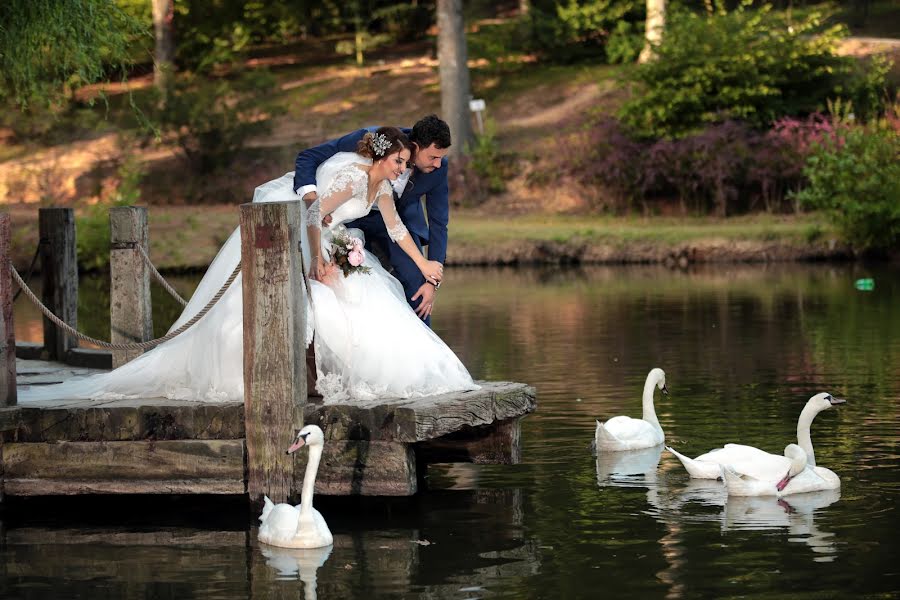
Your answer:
[667,392,845,479]
[258,425,333,549]
[594,368,668,452]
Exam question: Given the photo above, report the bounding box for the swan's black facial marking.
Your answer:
[661,384,669,396]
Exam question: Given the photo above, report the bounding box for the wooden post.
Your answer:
[109,207,152,368]
[1,213,16,407]
[38,208,78,361]
[240,201,307,507]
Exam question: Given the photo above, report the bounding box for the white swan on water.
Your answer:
[667,392,845,479]
[258,425,334,549]
[723,443,841,496]
[594,368,668,452]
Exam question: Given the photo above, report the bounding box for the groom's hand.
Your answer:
[412,282,437,319]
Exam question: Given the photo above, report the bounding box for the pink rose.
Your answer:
[351,237,364,251]
[348,249,364,267]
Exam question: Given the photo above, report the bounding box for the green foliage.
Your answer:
[0,0,147,109]
[370,4,432,43]
[792,122,900,251]
[468,120,510,195]
[76,155,145,271]
[148,70,280,174]
[620,3,859,138]
[532,0,642,63]
[605,21,643,64]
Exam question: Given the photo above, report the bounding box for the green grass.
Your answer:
[450,213,836,247]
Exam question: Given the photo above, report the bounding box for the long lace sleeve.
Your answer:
[376,181,409,242]
[306,166,366,229]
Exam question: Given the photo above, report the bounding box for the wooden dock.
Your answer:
[1,205,536,504]
[2,358,535,498]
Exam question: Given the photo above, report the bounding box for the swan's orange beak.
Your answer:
[286,436,306,455]
[776,469,793,492]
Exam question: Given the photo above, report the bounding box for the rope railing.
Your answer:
[12,242,41,303]
[10,262,241,351]
[136,244,188,307]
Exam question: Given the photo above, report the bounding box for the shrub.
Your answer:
[620,3,858,138]
[76,155,145,271]
[792,121,900,251]
[570,115,830,215]
[149,69,279,174]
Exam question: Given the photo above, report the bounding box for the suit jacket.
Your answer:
[294,127,450,264]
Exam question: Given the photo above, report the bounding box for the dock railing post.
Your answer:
[240,201,307,507]
[38,208,78,361]
[1,212,17,407]
[109,206,152,368]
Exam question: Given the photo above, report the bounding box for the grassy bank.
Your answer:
[5,204,846,272]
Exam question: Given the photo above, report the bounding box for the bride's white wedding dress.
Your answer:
[19,152,478,404]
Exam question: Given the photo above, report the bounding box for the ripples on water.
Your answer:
[5,263,900,598]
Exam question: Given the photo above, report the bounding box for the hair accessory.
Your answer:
[371,132,391,157]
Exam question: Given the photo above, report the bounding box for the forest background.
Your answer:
[1,0,899,270]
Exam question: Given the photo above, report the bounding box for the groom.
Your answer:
[294,115,452,326]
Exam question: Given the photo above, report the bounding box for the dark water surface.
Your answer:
[5,263,899,599]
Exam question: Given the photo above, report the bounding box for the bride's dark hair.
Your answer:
[357,127,409,160]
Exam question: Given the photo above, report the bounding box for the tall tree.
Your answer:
[152,0,175,95]
[638,0,666,63]
[0,0,145,109]
[437,0,475,155]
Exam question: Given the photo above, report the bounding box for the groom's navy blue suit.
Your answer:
[294,127,449,326]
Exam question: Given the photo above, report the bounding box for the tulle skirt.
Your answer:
[18,173,478,404]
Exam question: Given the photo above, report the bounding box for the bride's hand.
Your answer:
[419,260,443,285]
[311,255,328,281]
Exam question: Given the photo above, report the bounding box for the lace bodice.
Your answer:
[306,164,408,242]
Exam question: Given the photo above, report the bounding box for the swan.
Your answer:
[666,392,845,479]
[594,368,668,452]
[723,443,841,497]
[258,424,334,549]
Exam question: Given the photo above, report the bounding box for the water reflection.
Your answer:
[258,543,332,598]
[648,477,841,562]
[595,444,664,488]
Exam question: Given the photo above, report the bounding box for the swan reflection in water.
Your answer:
[594,446,840,562]
[260,544,333,600]
[647,477,841,562]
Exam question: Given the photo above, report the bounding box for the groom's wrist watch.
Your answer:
[428,280,441,289]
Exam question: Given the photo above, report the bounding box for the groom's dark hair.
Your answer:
[410,115,451,150]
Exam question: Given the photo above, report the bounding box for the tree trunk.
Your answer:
[152,0,175,96]
[520,0,529,16]
[638,0,666,64]
[437,0,475,156]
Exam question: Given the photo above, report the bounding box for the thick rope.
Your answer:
[10,262,241,351]
[12,242,41,303]
[136,244,188,307]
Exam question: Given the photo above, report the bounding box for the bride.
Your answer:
[19,127,478,403]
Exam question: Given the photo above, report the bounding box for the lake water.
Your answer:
[4,263,899,599]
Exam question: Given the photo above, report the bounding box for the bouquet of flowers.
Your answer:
[329,230,372,277]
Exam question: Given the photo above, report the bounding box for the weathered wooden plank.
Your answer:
[2,439,244,481]
[1,401,244,442]
[109,206,152,368]
[3,478,244,495]
[39,208,78,361]
[1,212,16,406]
[309,439,417,496]
[241,201,307,506]
[305,381,536,442]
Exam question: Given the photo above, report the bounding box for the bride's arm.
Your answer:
[307,173,356,280]
[376,190,443,285]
